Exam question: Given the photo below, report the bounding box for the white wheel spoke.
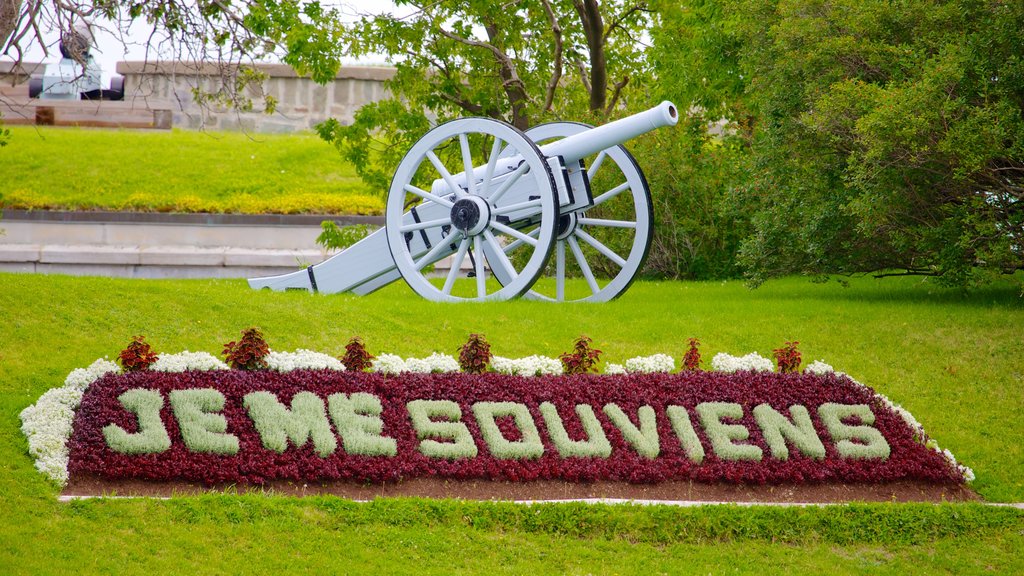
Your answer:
[587,151,608,179]
[488,161,529,205]
[490,221,538,246]
[480,137,503,197]
[567,235,600,295]
[405,184,453,208]
[426,150,465,198]
[400,217,451,233]
[578,217,636,229]
[493,198,542,216]
[483,230,517,281]
[442,237,470,296]
[459,133,477,196]
[473,236,487,298]
[502,228,541,253]
[592,182,630,207]
[575,229,626,268]
[556,240,566,301]
[414,231,459,271]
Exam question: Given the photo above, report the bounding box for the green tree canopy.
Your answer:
[314,0,655,191]
[657,0,1023,288]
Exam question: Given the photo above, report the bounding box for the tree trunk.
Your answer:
[1,0,20,52]
[575,0,607,114]
[484,23,531,130]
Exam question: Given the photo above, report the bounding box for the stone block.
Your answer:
[40,245,141,265]
[0,244,42,262]
[139,246,226,266]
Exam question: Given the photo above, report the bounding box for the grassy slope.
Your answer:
[0,127,382,215]
[1,274,1022,572]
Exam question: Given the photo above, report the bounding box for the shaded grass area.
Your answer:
[1,273,1022,572]
[0,127,382,215]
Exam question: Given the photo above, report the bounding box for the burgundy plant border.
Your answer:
[68,370,965,486]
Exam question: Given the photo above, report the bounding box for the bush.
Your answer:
[118,335,159,372]
[222,328,270,370]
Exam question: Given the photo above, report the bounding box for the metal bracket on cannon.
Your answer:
[249,101,678,302]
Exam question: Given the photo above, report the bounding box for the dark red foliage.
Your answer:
[774,341,802,374]
[222,327,269,370]
[118,335,159,372]
[560,335,603,375]
[458,334,492,374]
[683,338,701,371]
[68,369,966,487]
[341,337,375,372]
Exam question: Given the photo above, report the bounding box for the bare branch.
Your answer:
[604,3,652,43]
[604,75,628,115]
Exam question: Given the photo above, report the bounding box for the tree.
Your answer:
[315,0,655,191]
[1,0,346,114]
[668,0,1024,289]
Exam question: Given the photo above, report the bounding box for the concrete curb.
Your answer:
[54,494,1024,508]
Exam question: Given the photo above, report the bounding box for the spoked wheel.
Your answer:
[384,117,559,302]
[494,122,654,302]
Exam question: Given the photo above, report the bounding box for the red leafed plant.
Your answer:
[222,327,270,370]
[458,333,492,374]
[773,341,802,373]
[682,337,701,371]
[560,335,603,375]
[341,336,375,372]
[117,335,158,372]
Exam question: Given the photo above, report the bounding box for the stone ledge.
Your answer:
[116,61,396,82]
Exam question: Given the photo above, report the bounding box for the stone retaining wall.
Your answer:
[116,62,394,133]
[1,61,395,133]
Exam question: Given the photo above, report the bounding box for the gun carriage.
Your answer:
[249,101,678,302]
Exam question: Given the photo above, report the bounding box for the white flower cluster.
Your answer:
[710,352,774,373]
[150,351,229,373]
[804,360,835,375]
[265,349,345,372]
[63,358,120,390]
[625,354,676,374]
[491,355,564,376]
[604,363,627,375]
[370,353,407,375]
[371,352,460,374]
[405,353,460,374]
[20,359,119,485]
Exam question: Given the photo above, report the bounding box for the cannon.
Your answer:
[249,101,678,302]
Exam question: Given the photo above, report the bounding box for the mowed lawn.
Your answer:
[0,127,382,215]
[1,273,1022,573]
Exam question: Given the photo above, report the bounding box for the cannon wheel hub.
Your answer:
[450,196,491,236]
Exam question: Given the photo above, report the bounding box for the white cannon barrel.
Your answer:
[539,101,678,163]
[454,101,677,190]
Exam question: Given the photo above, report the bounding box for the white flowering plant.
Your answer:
[710,352,775,373]
[490,355,563,376]
[265,349,346,372]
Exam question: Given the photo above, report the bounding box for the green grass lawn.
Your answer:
[0,127,382,215]
[1,274,1022,573]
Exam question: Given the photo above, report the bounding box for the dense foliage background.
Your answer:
[648,0,1023,288]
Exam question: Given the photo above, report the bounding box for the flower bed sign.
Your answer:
[64,369,967,486]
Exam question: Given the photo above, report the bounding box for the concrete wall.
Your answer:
[116,62,395,133]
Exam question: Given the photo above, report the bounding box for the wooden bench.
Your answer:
[0,85,173,129]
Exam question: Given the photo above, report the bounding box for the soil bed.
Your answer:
[64,475,978,503]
